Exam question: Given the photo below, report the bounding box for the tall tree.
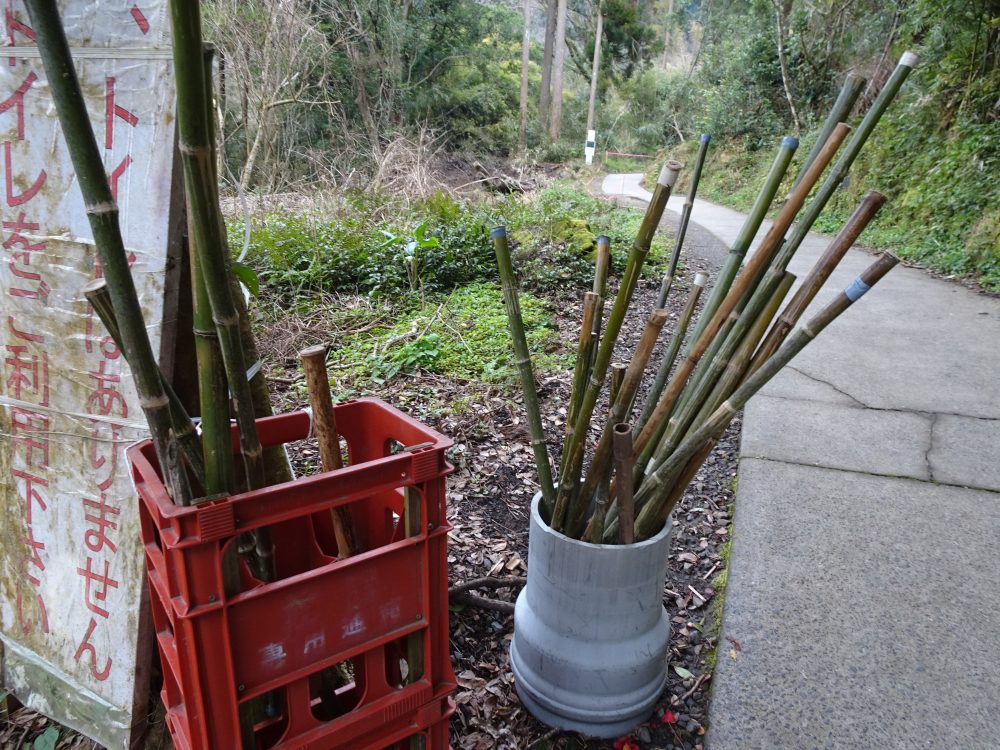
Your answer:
[539,0,558,128]
[586,3,604,135]
[550,0,568,139]
[519,0,532,151]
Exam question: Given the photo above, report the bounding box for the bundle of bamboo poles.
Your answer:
[494,55,917,544]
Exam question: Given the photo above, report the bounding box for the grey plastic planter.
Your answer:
[510,493,672,738]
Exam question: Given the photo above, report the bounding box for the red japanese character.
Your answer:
[5,8,35,66]
[83,494,120,554]
[23,524,45,586]
[75,618,112,681]
[0,71,37,139]
[104,77,138,149]
[10,406,49,468]
[12,468,46,523]
[16,585,48,635]
[8,315,43,342]
[5,346,49,404]
[77,556,119,619]
[3,141,46,206]
[86,359,127,418]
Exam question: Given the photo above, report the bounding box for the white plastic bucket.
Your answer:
[510,493,672,738]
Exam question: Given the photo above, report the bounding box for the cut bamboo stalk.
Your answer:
[566,309,669,534]
[193,44,234,500]
[83,280,206,492]
[688,136,797,345]
[633,124,849,464]
[751,191,887,370]
[632,251,900,540]
[635,272,708,433]
[791,72,866,191]
[26,1,190,503]
[659,134,711,308]
[553,161,682,529]
[566,292,601,452]
[588,236,611,374]
[612,423,635,545]
[492,226,557,517]
[169,0,275,581]
[587,362,624,544]
[300,345,357,558]
[689,271,796,432]
[765,53,918,286]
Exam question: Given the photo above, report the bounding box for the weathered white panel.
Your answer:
[0,3,174,747]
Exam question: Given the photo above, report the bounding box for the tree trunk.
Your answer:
[550,0,568,140]
[519,0,532,152]
[661,0,674,68]
[772,0,801,133]
[585,6,603,135]
[539,0,557,129]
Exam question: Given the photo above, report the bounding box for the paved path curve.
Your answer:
[603,173,1000,749]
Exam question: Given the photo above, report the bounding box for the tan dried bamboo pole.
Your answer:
[632,252,900,540]
[612,423,635,544]
[586,363,627,542]
[553,161,682,527]
[564,309,669,534]
[635,272,708,433]
[564,292,601,456]
[493,227,557,515]
[300,346,357,558]
[633,124,850,460]
[588,236,611,374]
[751,191,887,370]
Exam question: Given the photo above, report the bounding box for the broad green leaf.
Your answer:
[34,727,60,750]
[229,261,260,297]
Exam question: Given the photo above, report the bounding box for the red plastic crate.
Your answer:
[128,399,456,750]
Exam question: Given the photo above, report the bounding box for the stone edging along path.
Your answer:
[603,173,1000,750]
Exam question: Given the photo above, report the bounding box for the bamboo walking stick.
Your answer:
[26,1,191,503]
[632,252,900,540]
[300,346,357,558]
[751,191,887,370]
[612,424,635,545]
[658,134,711,308]
[587,364,626,542]
[492,227,557,516]
[553,161,682,527]
[565,292,600,459]
[587,236,611,376]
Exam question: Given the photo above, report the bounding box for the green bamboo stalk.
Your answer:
[690,271,796,430]
[687,136,797,345]
[612,423,635,545]
[83,280,206,493]
[791,73,866,191]
[566,309,669,534]
[762,53,918,287]
[632,252,900,540]
[751,191,887,371]
[587,363,626,542]
[635,272,708,434]
[552,160,682,529]
[25,1,190,503]
[169,2,275,576]
[588,236,611,376]
[658,134,711,308]
[565,292,601,457]
[492,226,556,516]
[193,44,234,499]
[639,266,790,482]
[634,125,849,466]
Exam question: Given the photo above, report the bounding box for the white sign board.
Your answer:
[584,128,596,166]
[0,3,175,747]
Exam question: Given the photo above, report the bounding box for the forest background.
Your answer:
[206,0,999,291]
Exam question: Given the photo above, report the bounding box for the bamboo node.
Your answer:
[139,394,170,409]
[85,201,119,216]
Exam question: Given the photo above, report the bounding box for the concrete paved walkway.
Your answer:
[603,174,1000,749]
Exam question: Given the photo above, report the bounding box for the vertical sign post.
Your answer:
[585,129,596,166]
[0,3,176,747]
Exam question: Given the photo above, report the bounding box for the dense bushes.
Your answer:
[236,185,672,298]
